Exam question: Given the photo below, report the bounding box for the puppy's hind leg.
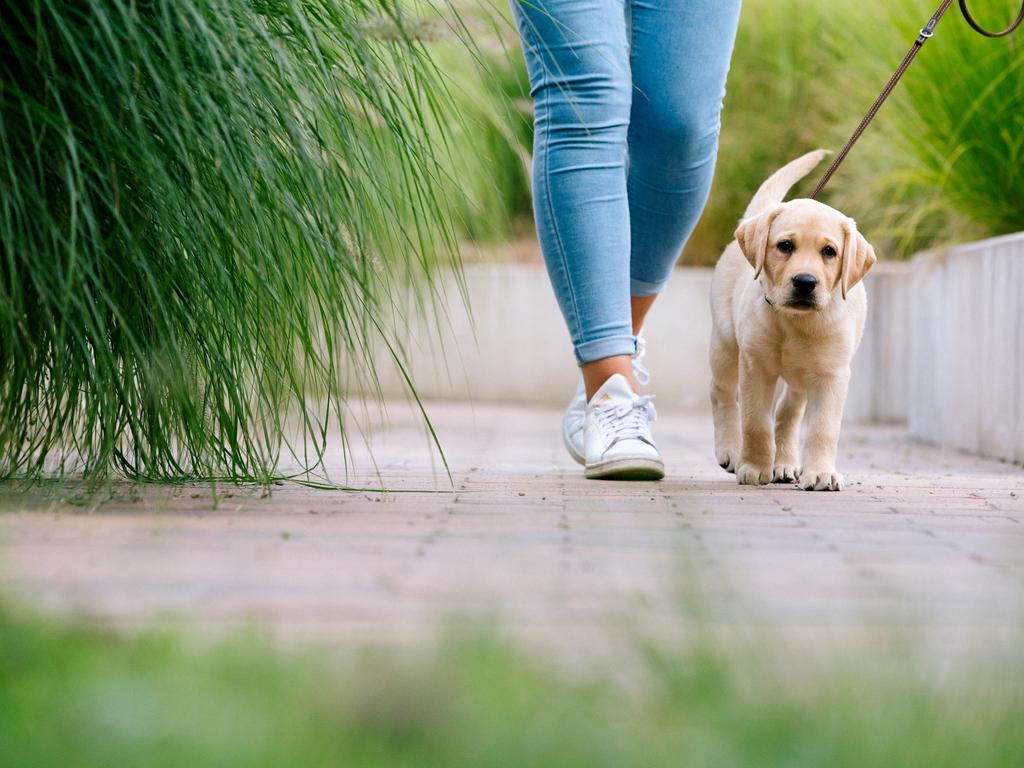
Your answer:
[772,385,806,483]
[709,333,741,473]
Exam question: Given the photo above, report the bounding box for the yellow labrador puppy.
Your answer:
[709,150,876,491]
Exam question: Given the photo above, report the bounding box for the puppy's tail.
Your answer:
[742,149,828,220]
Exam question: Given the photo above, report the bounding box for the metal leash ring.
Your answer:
[959,0,1024,37]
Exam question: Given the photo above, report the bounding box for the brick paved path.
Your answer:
[1,403,1022,665]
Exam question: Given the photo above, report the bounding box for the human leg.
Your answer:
[510,0,636,370]
[626,0,742,294]
[511,0,675,478]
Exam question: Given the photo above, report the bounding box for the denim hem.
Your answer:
[630,276,667,297]
[575,334,637,366]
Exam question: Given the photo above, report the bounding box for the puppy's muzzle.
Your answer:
[786,273,819,309]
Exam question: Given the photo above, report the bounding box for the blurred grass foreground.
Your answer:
[3,600,1024,767]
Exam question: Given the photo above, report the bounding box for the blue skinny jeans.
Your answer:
[511,0,741,365]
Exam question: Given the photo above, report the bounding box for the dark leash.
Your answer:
[810,0,1024,200]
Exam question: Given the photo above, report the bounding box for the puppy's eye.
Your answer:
[776,240,794,254]
[822,245,837,258]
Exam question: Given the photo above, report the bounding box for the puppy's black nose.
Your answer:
[791,273,818,294]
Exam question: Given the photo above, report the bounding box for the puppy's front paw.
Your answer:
[716,445,739,474]
[772,464,798,483]
[737,463,772,486]
[797,469,844,492]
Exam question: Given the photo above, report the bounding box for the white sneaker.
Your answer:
[562,334,650,465]
[583,373,664,480]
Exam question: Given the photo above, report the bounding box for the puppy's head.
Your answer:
[735,199,876,313]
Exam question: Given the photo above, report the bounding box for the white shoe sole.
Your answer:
[584,457,665,481]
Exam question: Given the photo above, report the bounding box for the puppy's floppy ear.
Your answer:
[840,218,877,299]
[735,205,782,281]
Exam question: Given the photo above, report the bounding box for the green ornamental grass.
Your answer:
[0,0,475,486]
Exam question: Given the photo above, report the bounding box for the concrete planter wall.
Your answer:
[361,263,716,411]
[362,232,1022,464]
[362,261,913,423]
[842,263,913,424]
[908,232,1024,465]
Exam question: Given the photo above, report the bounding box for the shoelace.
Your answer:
[596,395,657,446]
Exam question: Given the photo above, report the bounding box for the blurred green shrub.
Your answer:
[476,0,1024,264]
[685,0,1024,263]
[429,28,534,243]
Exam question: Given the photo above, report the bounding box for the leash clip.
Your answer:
[916,17,939,44]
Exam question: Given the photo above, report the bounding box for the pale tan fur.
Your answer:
[709,151,877,491]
